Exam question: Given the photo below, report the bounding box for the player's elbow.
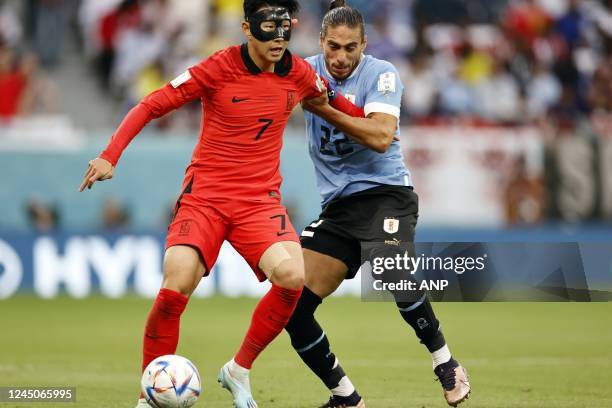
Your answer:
[372,130,395,153]
[141,86,175,118]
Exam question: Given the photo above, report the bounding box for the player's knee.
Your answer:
[270,259,305,290]
[162,271,196,297]
[161,283,192,297]
[286,286,322,338]
[162,247,206,296]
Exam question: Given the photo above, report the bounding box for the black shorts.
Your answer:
[300,185,418,279]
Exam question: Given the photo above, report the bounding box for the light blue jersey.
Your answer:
[305,54,412,206]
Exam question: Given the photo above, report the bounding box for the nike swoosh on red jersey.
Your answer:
[232,96,250,103]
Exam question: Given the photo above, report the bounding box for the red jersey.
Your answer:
[101,44,321,199]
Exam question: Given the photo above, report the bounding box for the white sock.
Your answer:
[329,358,356,397]
[229,358,250,380]
[331,376,356,397]
[431,344,452,368]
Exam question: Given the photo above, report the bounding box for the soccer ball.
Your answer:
[141,355,201,408]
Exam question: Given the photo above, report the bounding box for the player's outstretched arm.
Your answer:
[302,75,396,153]
[303,100,397,153]
[313,76,365,118]
[78,81,199,192]
[77,101,157,192]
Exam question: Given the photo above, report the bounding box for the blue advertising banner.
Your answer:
[1,233,611,300]
[0,232,281,299]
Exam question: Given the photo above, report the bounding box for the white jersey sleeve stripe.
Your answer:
[364,102,400,118]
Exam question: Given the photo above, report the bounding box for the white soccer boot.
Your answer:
[218,359,258,408]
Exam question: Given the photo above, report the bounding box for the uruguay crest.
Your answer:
[383,217,399,234]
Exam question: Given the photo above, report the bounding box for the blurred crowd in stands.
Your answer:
[1,0,612,132]
[0,0,60,120]
[403,0,612,135]
[3,0,611,230]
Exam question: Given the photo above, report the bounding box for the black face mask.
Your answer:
[247,7,292,42]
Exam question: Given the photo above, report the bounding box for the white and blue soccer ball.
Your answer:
[141,355,201,408]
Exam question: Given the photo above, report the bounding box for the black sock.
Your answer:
[285,287,361,403]
[396,294,447,352]
[368,244,446,353]
[333,391,362,406]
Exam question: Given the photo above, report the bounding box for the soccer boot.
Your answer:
[434,359,471,407]
[218,361,258,408]
[318,396,366,408]
[134,398,151,407]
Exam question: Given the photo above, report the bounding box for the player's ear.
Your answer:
[242,21,252,38]
[362,34,368,52]
[319,33,324,50]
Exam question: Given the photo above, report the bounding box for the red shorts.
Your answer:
[165,174,299,282]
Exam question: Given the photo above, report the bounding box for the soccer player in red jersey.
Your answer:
[78,1,364,407]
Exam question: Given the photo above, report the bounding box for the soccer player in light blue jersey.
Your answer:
[284,1,471,407]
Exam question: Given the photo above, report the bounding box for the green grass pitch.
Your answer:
[0,296,611,407]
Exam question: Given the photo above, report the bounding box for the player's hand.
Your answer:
[302,93,330,114]
[78,157,114,192]
[303,75,330,109]
[316,74,330,95]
